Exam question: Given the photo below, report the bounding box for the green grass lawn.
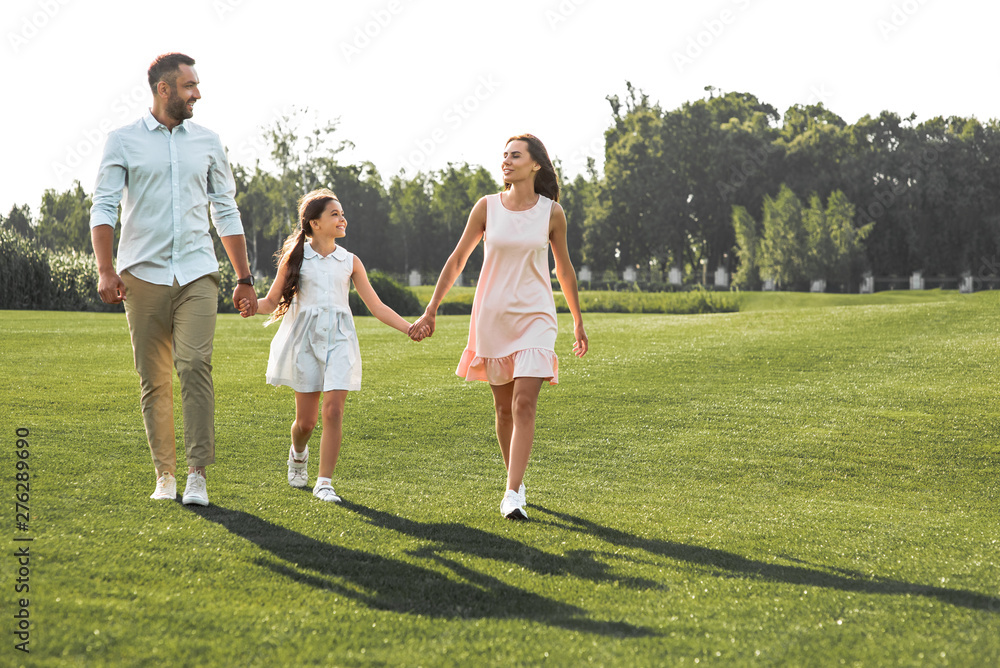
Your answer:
[2,292,998,666]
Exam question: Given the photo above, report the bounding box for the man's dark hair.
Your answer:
[147,53,196,93]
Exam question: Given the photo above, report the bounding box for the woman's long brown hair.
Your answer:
[503,133,560,202]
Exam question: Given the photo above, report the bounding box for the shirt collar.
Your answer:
[143,109,189,133]
[303,242,348,261]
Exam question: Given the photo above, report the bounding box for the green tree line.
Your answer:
[587,84,1000,289]
[4,90,998,290]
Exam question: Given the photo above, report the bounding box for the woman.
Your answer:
[410,134,588,519]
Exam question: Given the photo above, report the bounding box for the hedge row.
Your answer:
[432,287,740,315]
[348,270,423,317]
[0,229,119,312]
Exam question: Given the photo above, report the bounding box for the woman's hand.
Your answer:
[572,322,588,358]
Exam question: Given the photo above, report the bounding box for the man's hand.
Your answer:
[97,270,126,304]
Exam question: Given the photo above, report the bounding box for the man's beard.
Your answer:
[166,90,193,122]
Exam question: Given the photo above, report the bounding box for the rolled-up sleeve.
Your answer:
[207,139,243,237]
[90,131,125,229]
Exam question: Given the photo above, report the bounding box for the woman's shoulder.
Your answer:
[469,195,491,224]
[542,196,561,217]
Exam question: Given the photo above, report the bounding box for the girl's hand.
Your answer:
[239,297,255,318]
[572,322,588,358]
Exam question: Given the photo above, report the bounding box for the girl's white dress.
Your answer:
[265,243,362,392]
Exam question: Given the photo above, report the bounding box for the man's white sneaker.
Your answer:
[150,472,176,500]
[313,483,342,503]
[501,489,527,520]
[288,446,309,488]
[182,472,209,506]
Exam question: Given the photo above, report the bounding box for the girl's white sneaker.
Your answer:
[287,446,309,487]
[313,483,342,503]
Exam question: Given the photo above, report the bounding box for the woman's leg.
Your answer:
[292,392,321,454]
[489,382,515,470]
[317,390,348,479]
[497,377,544,492]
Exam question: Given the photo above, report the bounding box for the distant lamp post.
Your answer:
[700,258,708,286]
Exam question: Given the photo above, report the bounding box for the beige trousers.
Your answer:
[122,271,219,475]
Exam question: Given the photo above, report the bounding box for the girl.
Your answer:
[242,188,413,502]
[409,134,588,520]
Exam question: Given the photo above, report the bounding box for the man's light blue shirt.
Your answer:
[90,110,244,286]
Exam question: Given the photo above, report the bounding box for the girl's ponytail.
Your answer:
[266,229,307,325]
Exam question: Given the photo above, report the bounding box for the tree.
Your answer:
[757,185,807,289]
[318,160,391,272]
[736,187,870,292]
[826,190,871,290]
[803,193,836,283]
[232,164,285,276]
[558,159,597,270]
[428,163,498,276]
[587,84,671,273]
[388,171,434,275]
[36,181,93,252]
[0,204,34,240]
[731,205,759,289]
[591,84,782,280]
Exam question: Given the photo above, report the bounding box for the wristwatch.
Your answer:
[236,275,254,286]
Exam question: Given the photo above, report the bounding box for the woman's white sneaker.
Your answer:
[501,489,527,520]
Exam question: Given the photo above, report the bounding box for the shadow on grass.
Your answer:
[186,502,655,637]
[533,505,1000,614]
[341,499,660,590]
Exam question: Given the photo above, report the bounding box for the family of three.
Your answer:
[90,53,588,520]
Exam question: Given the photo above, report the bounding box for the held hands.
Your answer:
[408,310,436,342]
[234,284,258,318]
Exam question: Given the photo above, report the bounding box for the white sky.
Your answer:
[1,0,997,215]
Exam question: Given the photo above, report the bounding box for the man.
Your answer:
[90,53,258,506]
